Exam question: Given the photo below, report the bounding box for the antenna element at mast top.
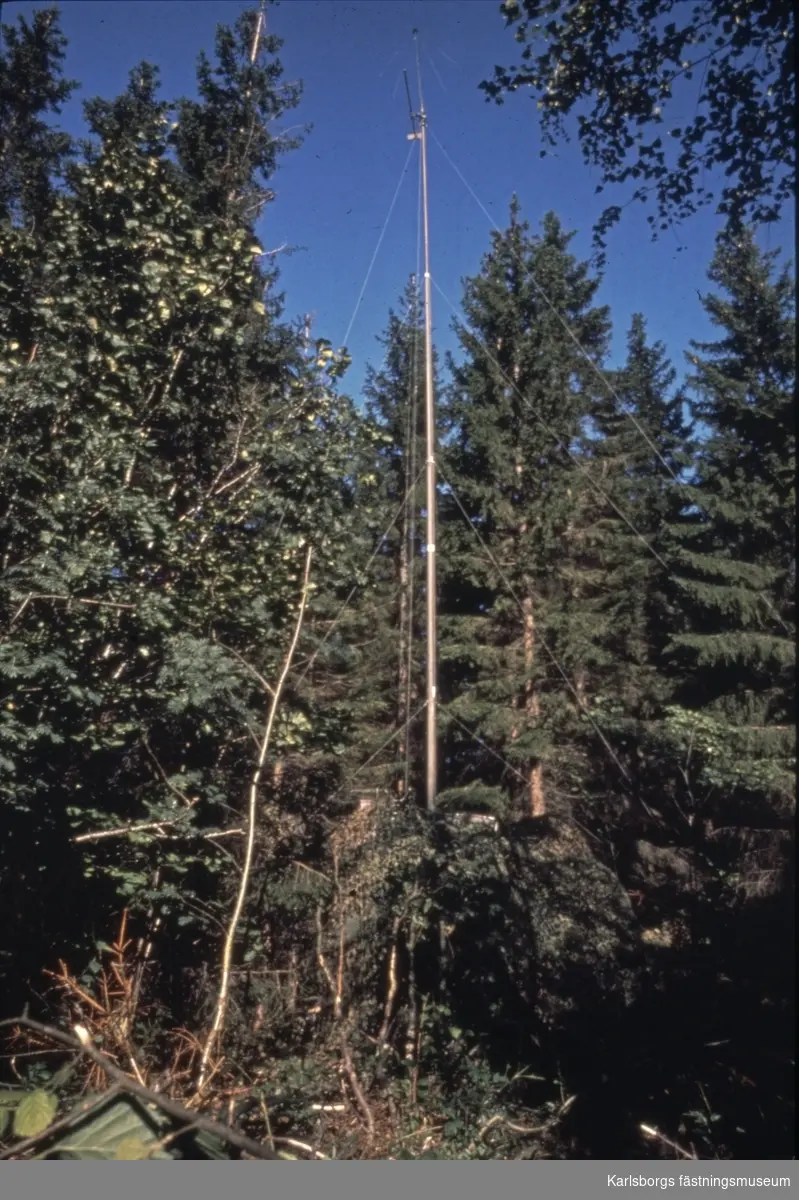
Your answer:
[403,69,418,137]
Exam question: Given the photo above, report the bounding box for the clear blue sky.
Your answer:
[7,0,793,402]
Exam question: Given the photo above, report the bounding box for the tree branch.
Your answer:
[196,544,314,1093]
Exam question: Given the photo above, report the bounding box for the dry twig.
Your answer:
[478,1094,576,1145]
[376,916,402,1052]
[640,1122,697,1159]
[338,1032,375,1153]
[0,1018,280,1160]
[196,545,314,1093]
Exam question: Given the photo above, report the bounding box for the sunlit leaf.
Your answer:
[13,1090,58,1137]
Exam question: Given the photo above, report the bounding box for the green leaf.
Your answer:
[115,1137,152,1159]
[13,1089,58,1136]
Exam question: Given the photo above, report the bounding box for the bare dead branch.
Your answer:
[339,1032,375,1153]
[196,545,314,1093]
[73,819,183,844]
[213,637,275,698]
[141,735,198,807]
[376,915,403,1053]
[640,1122,697,1159]
[315,906,338,1012]
[12,593,135,611]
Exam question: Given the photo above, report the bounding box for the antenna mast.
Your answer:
[405,31,437,812]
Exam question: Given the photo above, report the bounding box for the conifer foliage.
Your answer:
[584,314,691,729]
[439,199,610,819]
[357,276,430,796]
[663,227,795,827]
[0,5,76,225]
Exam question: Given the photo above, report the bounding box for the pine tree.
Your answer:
[663,227,795,816]
[439,200,610,819]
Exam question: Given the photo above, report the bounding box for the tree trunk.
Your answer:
[514,407,545,818]
[523,593,546,817]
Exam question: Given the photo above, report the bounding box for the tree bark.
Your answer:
[513,395,545,818]
[523,593,546,817]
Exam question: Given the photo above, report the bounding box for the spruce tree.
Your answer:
[633,231,796,1158]
[584,314,692,726]
[354,276,428,798]
[663,227,795,818]
[0,5,76,227]
[172,5,303,225]
[439,200,610,819]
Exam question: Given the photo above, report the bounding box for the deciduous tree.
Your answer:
[482,1,794,254]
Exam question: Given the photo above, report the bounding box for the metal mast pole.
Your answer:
[419,114,437,812]
[413,39,438,812]
[404,37,437,813]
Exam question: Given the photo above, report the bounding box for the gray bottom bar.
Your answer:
[1,1160,797,1200]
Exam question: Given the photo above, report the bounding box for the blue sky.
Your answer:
[7,0,793,403]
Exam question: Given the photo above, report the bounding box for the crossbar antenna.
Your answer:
[403,70,417,136]
[406,29,437,812]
